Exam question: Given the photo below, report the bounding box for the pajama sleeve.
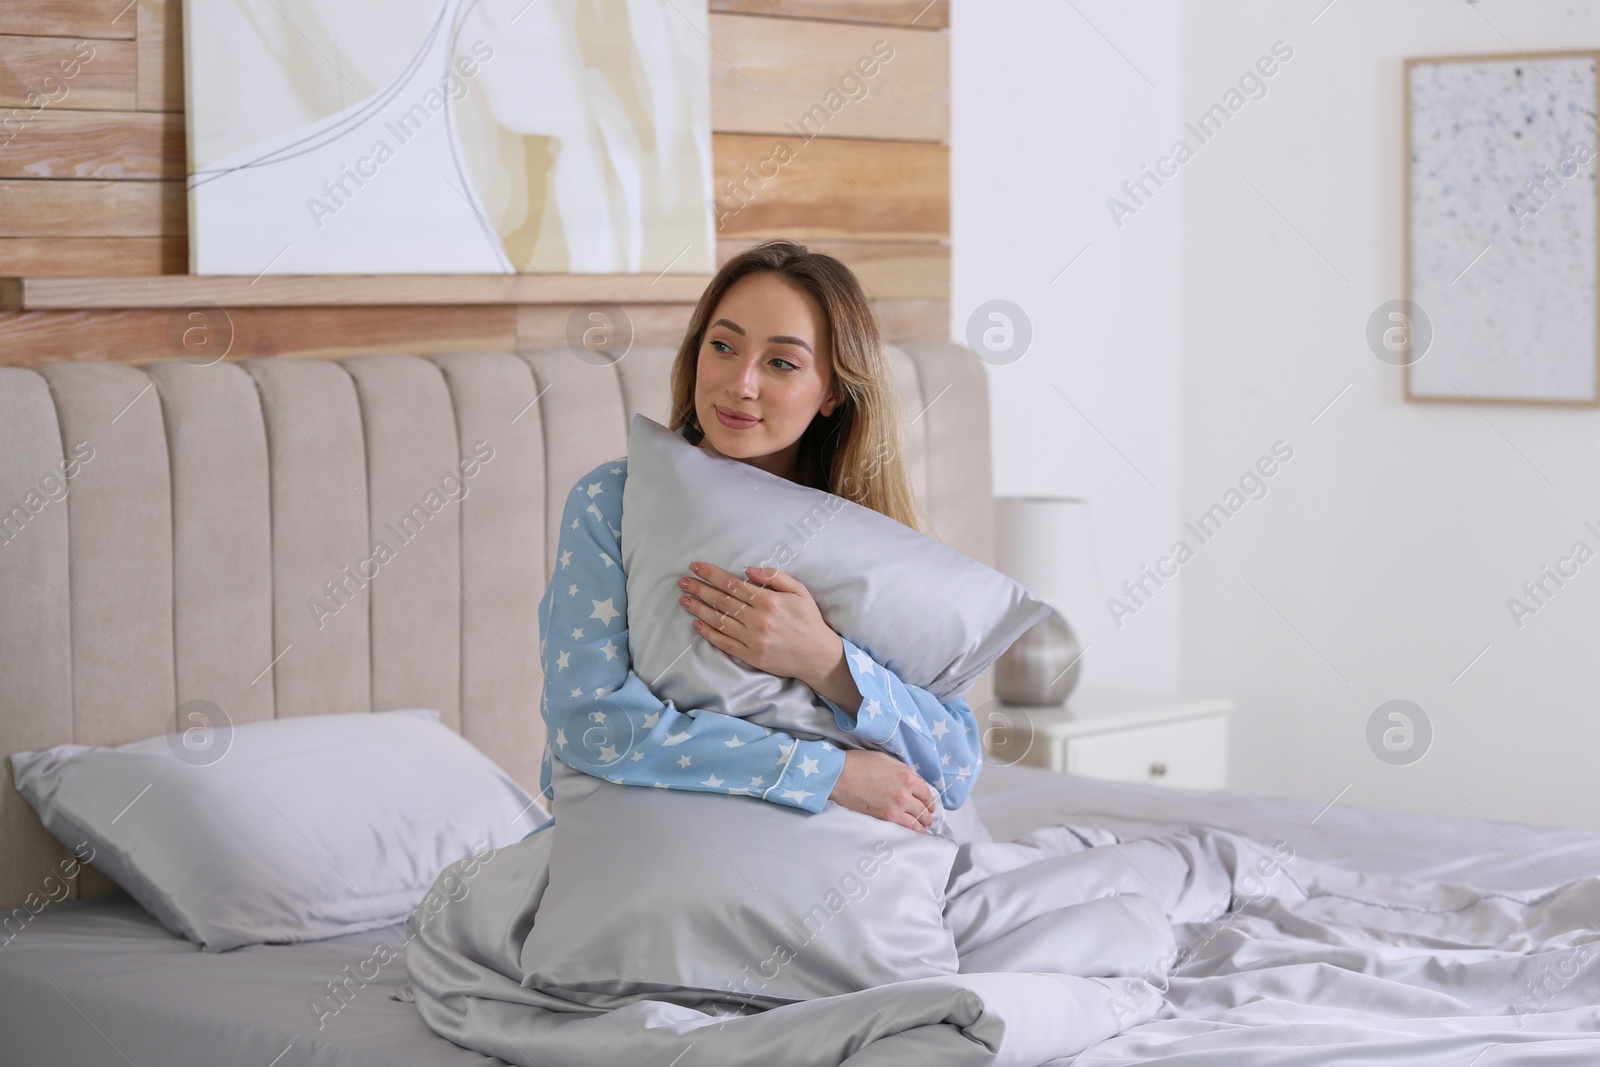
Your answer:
[537,459,846,815]
[814,637,986,810]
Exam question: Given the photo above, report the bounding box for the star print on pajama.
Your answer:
[532,448,985,835]
[817,634,985,811]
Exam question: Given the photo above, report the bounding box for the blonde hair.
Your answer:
[667,239,929,535]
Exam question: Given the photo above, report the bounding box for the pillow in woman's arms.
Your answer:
[522,767,961,1004]
[10,709,543,952]
[621,413,1050,731]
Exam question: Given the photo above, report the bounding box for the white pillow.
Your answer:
[621,413,1050,741]
[10,709,544,952]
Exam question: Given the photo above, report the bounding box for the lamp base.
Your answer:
[994,609,1081,706]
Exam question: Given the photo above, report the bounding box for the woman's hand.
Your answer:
[678,561,936,832]
[828,750,938,833]
[677,562,840,690]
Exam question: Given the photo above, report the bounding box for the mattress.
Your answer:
[4,762,1599,1067]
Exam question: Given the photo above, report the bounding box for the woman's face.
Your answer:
[693,271,840,483]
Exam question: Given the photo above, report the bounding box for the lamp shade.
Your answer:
[992,497,1098,704]
[994,497,1097,625]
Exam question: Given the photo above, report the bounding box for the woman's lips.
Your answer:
[715,406,760,429]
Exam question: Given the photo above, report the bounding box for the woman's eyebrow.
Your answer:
[769,334,814,355]
[710,318,813,356]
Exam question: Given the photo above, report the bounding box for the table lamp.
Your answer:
[993,496,1095,705]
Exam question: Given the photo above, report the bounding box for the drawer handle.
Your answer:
[1148,761,1168,779]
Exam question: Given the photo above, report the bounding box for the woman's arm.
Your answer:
[537,460,845,813]
[669,555,985,813]
[811,635,985,810]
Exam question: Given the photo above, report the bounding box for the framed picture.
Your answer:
[182,0,716,276]
[1404,50,1599,405]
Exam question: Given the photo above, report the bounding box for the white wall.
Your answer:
[952,0,1185,694]
[955,0,1600,833]
[1179,0,1600,831]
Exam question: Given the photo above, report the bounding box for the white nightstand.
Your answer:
[983,687,1234,790]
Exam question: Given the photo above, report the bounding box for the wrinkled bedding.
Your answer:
[9,767,1600,1067]
[406,825,1156,1066]
[405,766,1600,1066]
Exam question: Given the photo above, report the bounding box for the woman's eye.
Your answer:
[772,357,798,371]
[710,339,732,354]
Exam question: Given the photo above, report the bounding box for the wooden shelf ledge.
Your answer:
[0,273,716,311]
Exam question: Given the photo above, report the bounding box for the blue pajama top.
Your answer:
[530,445,984,835]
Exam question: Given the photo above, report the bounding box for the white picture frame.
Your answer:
[182,0,716,277]
[1405,50,1600,406]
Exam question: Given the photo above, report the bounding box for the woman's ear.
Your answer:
[820,381,843,418]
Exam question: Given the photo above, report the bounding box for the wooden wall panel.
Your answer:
[0,110,180,179]
[0,2,136,40]
[0,237,181,276]
[709,14,946,142]
[712,0,949,29]
[725,238,949,299]
[0,296,944,367]
[0,2,949,365]
[135,0,180,111]
[0,297,944,369]
[713,134,948,241]
[0,306,519,367]
[513,298,949,350]
[0,178,180,236]
[516,304,698,352]
[0,237,947,293]
[871,298,948,343]
[0,36,136,110]
[5,274,712,309]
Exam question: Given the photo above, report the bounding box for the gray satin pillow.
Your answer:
[10,709,544,952]
[522,762,961,1004]
[620,413,1050,742]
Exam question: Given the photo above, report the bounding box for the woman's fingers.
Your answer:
[688,617,748,659]
[913,780,936,825]
[889,810,924,833]
[834,749,940,833]
[691,563,758,604]
[876,800,927,833]
[890,765,935,830]
[742,563,806,598]
[678,575,745,627]
[678,588,745,639]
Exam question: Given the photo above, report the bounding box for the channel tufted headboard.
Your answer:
[0,340,996,911]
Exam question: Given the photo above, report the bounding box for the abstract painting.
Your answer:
[1406,51,1599,404]
[184,0,715,276]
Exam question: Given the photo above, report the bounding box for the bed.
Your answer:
[3,344,1599,1065]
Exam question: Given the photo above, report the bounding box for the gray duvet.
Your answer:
[404,768,1600,1066]
[405,817,1171,1066]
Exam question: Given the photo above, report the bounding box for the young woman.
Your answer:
[533,239,984,837]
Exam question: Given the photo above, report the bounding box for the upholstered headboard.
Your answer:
[0,340,996,911]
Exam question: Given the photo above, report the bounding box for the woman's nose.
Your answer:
[731,354,761,393]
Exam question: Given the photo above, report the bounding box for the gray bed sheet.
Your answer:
[4,762,1599,1067]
